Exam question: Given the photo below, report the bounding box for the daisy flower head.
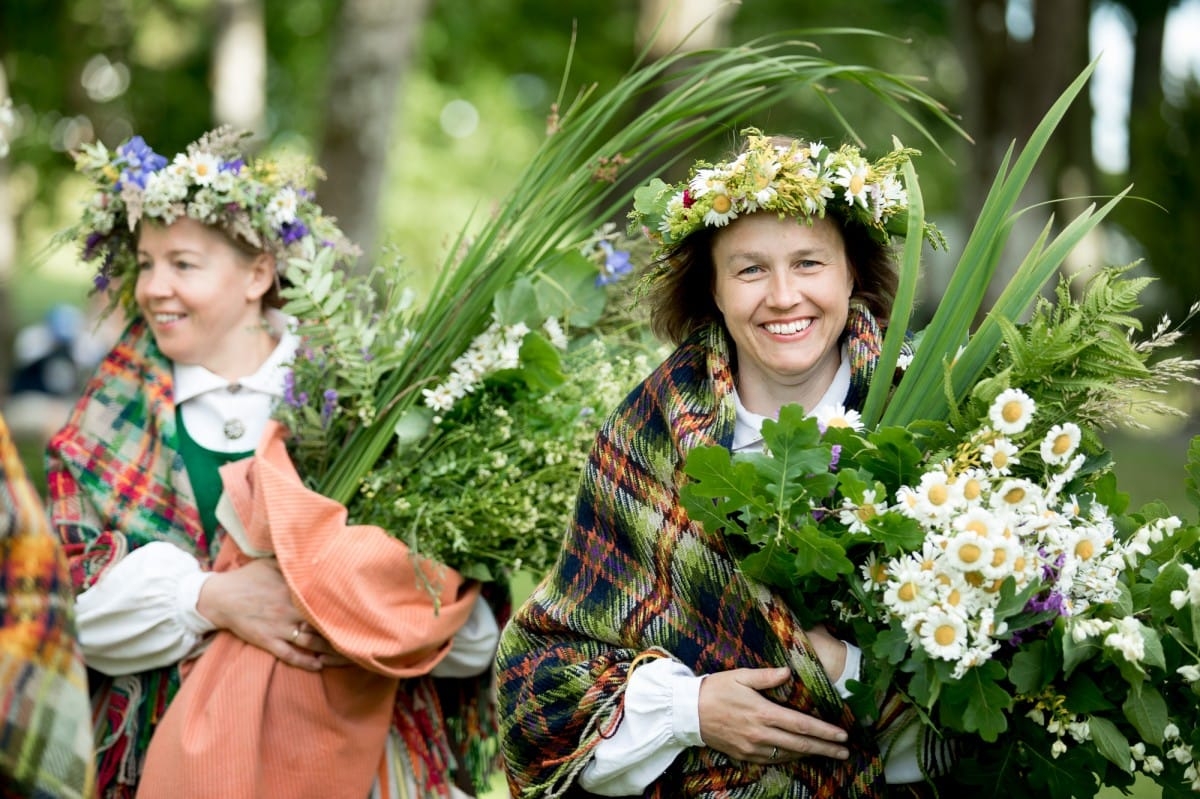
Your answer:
[943,532,996,575]
[882,559,938,615]
[904,466,963,523]
[990,478,1043,514]
[837,488,887,534]
[834,159,871,209]
[814,404,864,432]
[980,436,1020,476]
[703,192,738,227]
[988,388,1037,436]
[1040,422,1082,465]
[916,607,970,661]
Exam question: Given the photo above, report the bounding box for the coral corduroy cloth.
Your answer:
[136,421,478,799]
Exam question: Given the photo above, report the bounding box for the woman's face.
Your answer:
[711,212,854,412]
[135,216,274,378]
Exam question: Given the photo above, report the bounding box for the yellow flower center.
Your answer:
[856,504,877,522]
[964,571,985,587]
[712,194,732,213]
[957,542,983,564]
[1052,433,1073,456]
[195,163,211,177]
[755,172,771,190]
[991,548,1009,567]
[991,451,1009,469]
[849,173,866,195]
[934,623,958,646]
[1004,487,1027,505]
[1075,539,1095,560]
[963,478,983,501]
[928,484,949,505]
[1002,400,1024,423]
[946,586,962,603]
[1013,555,1026,572]
[965,520,988,537]
[827,417,851,428]
[898,582,918,602]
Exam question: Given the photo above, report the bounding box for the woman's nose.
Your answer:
[765,270,801,307]
[139,263,170,296]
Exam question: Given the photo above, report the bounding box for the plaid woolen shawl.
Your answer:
[497,305,905,799]
[1,412,96,799]
[46,321,499,798]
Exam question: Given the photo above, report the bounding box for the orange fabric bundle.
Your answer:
[137,422,478,799]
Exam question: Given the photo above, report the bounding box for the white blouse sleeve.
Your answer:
[579,657,705,796]
[74,541,216,676]
[430,591,500,678]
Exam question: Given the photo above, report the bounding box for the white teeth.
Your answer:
[764,319,812,335]
[154,313,185,324]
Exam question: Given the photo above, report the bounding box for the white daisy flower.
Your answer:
[267,187,299,227]
[703,192,737,227]
[838,489,887,534]
[882,560,937,614]
[834,161,870,209]
[980,436,1020,476]
[906,467,962,522]
[943,533,995,574]
[988,388,1037,435]
[1040,422,1081,465]
[916,607,969,661]
[187,151,222,185]
[542,317,568,350]
[813,404,864,432]
[990,478,1043,514]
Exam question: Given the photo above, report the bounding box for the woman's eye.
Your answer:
[136,261,151,271]
[174,260,194,271]
[738,264,764,276]
[795,259,820,270]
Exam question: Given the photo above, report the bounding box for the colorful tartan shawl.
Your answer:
[1,412,97,799]
[496,305,899,799]
[46,322,499,798]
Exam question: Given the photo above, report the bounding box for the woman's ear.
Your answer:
[246,252,277,302]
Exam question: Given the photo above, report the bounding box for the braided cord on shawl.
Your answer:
[497,306,899,799]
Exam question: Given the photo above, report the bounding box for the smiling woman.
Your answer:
[44,127,500,799]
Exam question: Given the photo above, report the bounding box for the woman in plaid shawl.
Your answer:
[1,410,96,799]
[495,132,950,798]
[46,129,500,799]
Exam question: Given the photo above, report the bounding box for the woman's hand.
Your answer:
[196,558,349,670]
[698,666,850,765]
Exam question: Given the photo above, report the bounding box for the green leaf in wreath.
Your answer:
[1122,683,1168,746]
[1062,629,1102,678]
[1087,715,1133,773]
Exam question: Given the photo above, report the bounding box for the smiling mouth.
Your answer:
[763,319,813,335]
[153,313,186,324]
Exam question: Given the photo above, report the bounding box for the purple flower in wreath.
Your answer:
[280,220,309,245]
[114,136,166,190]
[321,388,338,427]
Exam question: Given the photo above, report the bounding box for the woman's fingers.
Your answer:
[698,667,850,764]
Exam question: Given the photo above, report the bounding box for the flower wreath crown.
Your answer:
[630,128,945,262]
[66,125,359,312]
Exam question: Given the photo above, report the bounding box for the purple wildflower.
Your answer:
[114,136,166,189]
[221,158,245,174]
[594,241,634,286]
[321,389,338,427]
[283,370,309,409]
[93,273,110,292]
[829,444,842,471]
[84,231,104,260]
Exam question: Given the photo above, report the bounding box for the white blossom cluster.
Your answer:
[421,319,540,414]
[861,389,1140,677]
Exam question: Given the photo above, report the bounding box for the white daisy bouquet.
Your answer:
[679,64,1200,799]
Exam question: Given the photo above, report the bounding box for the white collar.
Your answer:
[732,343,851,452]
[173,310,298,403]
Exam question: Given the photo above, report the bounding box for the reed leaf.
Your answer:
[316,32,965,505]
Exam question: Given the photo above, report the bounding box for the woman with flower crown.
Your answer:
[45,128,500,799]
[495,130,954,798]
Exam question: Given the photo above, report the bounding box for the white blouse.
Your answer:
[74,314,498,678]
[580,348,922,793]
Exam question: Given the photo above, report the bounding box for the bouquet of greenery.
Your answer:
[266,30,964,585]
[678,65,1200,799]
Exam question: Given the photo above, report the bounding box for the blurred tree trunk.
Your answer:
[954,0,1092,316]
[212,0,266,135]
[317,0,432,271]
[1119,0,1171,173]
